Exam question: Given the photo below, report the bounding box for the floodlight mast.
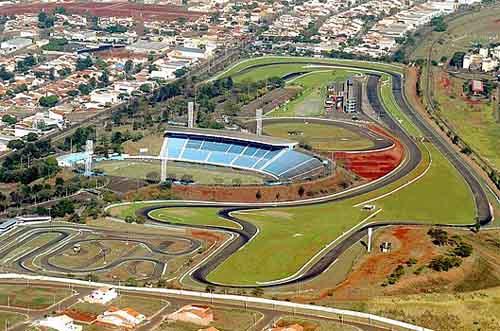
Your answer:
[84,140,93,177]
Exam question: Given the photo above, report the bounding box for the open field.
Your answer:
[122,132,164,156]
[432,71,500,169]
[410,4,500,169]
[274,70,356,117]
[149,207,239,229]
[0,285,71,309]
[276,316,359,331]
[263,121,374,151]
[95,160,266,185]
[159,308,260,331]
[70,295,167,317]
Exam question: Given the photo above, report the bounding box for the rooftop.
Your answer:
[165,126,297,147]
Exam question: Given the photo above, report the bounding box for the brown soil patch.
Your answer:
[330,226,437,300]
[334,124,404,181]
[172,167,362,203]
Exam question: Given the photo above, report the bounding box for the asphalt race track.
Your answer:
[0,225,201,280]
[136,62,492,288]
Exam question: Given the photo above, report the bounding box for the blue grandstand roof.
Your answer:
[164,126,297,148]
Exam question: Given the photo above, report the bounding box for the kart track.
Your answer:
[128,60,493,288]
[0,225,201,280]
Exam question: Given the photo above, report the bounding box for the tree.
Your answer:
[39,95,59,108]
[0,66,13,81]
[24,132,38,142]
[76,56,93,71]
[255,190,262,200]
[124,60,134,74]
[139,83,152,93]
[7,139,24,150]
[298,186,305,197]
[78,83,92,95]
[2,114,16,125]
[125,215,135,223]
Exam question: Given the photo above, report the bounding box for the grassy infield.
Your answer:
[109,57,476,286]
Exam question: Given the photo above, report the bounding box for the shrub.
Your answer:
[429,255,462,272]
[454,242,473,258]
[427,228,449,246]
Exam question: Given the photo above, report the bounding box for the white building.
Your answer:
[90,90,120,105]
[169,46,209,61]
[0,38,32,55]
[482,58,498,72]
[34,315,82,331]
[84,287,118,304]
[97,307,145,328]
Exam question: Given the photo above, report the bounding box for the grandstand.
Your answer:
[161,127,325,181]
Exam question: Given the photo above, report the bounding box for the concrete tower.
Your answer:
[256,108,263,136]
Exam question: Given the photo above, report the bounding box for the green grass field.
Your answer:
[409,4,500,169]
[208,142,474,285]
[272,70,356,117]
[96,160,265,185]
[0,285,71,309]
[263,121,374,151]
[380,75,422,137]
[216,56,404,80]
[70,295,167,317]
[149,207,239,229]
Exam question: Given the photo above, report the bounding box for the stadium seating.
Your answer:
[162,133,323,180]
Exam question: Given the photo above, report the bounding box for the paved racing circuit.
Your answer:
[134,63,492,288]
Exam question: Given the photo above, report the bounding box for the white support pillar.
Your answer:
[367,227,373,253]
[256,108,263,136]
[188,101,195,128]
[160,158,167,183]
[84,140,93,177]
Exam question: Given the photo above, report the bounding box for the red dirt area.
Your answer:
[190,229,223,243]
[1,2,207,21]
[334,124,404,181]
[63,309,97,323]
[172,169,361,203]
[328,226,437,301]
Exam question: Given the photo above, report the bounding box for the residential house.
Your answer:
[34,315,82,331]
[96,307,146,329]
[167,305,214,326]
[84,287,118,305]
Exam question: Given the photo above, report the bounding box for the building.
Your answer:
[34,315,82,331]
[90,90,120,106]
[169,46,209,61]
[84,287,118,304]
[127,40,170,54]
[471,80,484,95]
[0,219,19,234]
[97,307,145,328]
[344,76,362,113]
[167,305,214,326]
[0,37,32,55]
